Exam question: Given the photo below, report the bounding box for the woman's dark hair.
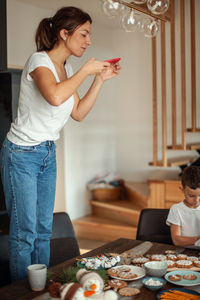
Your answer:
[181,166,200,189]
[35,6,92,51]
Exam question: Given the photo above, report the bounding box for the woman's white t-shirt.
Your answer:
[7,51,74,146]
[166,201,200,237]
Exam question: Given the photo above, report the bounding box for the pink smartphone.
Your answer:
[105,58,121,64]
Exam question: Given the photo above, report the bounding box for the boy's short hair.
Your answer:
[181,166,200,189]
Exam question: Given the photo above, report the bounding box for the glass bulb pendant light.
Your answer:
[131,0,147,4]
[147,0,170,15]
[101,0,123,18]
[121,9,140,32]
[142,18,159,37]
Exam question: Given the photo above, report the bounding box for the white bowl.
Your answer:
[144,261,168,277]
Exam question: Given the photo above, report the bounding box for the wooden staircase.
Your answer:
[73,181,149,242]
[149,0,200,167]
[73,178,183,243]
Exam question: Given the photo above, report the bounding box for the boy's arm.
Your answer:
[170,224,200,246]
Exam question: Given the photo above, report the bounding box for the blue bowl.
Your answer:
[142,277,166,291]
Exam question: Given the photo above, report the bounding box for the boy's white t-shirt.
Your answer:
[166,201,200,237]
[7,51,74,146]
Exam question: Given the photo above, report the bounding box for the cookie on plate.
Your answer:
[165,260,176,268]
[118,287,140,297]
[176,260,193,268]
[166,254,177,261]
[117,271,138,280]
[168,274,182,281]
[183,274,197,280]
[117,266,131,272]
[187,256,199,262]
[107,268,120,277]
[176,254,187,260]
[131,256,149,265]
[150,254,166,261]
[194,260,200,268]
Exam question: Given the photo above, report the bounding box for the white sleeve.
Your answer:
[166,205,181,226]
[26,52,52,81]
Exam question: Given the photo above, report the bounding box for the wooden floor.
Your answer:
[77,238,108,255]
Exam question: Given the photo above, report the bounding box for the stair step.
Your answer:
[91,199,141,226]
[167,143,200,150]
[73,215,137,242]
[124,181,149,208]
[149,155,198,167]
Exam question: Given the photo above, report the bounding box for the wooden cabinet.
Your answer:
[148,179,183,209]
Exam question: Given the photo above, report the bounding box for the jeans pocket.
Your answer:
[11,145,36,153]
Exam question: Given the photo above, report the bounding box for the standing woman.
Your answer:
[0,6,120,281]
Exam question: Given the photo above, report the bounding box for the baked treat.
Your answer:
[117,266,131,272]
[150,254,166,261]
[117,271,138,280]
[60,283,84,300]
[166,254,177,261]
[131,256,149,265]
[118,287,140,296]
[165,260,176,268]
[177,254,187,260]
[187,256,199,262]
[107,268,120,277]
[48,282,62,298]
[176,260,193,268]
[107,279,127,290]
[194,260,200,267]
[183,274,197,280]
[168,274,182,281]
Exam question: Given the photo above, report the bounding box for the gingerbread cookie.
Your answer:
[117,266,131,272]
[169,274,182,281]
[107,268,120,277]
[194,260,200,267]
[150,254,166,261]
[107,279,127,290]
[117,271,138,280]
[132,256,149,265]
[118,287,140,297]
[176,260,193,268]
[183,274,197,280]
[166,260,176,268]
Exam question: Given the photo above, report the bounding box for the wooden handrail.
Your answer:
[170,0,176,149]
[190,0,196,131]
[161,21,167,167]
[152,37,157,165]
[180,0,186,150]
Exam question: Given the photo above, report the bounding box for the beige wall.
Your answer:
[7,0,200,219]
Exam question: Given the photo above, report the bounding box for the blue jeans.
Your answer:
[0,138,57,281]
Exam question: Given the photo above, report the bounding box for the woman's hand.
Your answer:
[82,58,110,76]
[99,63,121,81]
[82,58,121,81]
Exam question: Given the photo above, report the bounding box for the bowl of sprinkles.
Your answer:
[142,277,166,291]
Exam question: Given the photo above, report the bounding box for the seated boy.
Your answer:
[166,166,200,248]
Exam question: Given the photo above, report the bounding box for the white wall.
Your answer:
[7,0,200,219]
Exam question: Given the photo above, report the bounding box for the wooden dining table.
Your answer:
[0,238,200,300]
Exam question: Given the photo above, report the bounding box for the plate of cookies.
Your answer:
[107,265,145,281]
[165,270,200,286]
